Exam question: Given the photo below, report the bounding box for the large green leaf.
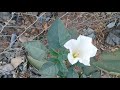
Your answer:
[47,18,71,50]
[92,60,120,75]
[58,53,67,61]
[49,57,68,76]
[68,28,79,39]
[49,58,58,63]
[82,66,98,76]
[23,40,47,61]
[49,49,59,57]
[57,71,66,78]
[91,71,101,78]
[67,67,79,78]
[75,61,99,77]
[57,60,68,74]
[99,49,120,61]
[91,49,120,75]
[75,62,86,68]
[39,61,59,76]
[27,56,47,70]
[40,75,56,78]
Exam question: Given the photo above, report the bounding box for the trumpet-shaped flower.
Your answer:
[64,35,98,66]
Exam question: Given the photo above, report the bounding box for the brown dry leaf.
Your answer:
[2,41,9,49]
[31,28,39,35]
[19,36,34,43]
[19,36,28,43]
[43,23,48,31]
[111,48,119,52]
[11,57,24,68]
[101,73,110,78]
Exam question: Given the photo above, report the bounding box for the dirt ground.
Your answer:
[0,12,120,78]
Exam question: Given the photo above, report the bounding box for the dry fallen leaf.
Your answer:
[2,41,9,49]
[111,48,119,52]
[43,23,48,31]
[11,57,24,68]
[19,36,28,43]
[19,36,34,43]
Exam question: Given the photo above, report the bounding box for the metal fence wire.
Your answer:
[0,12,120,56]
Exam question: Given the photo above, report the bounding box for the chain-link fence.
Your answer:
[0,12,120,78]
[0,12,120,56]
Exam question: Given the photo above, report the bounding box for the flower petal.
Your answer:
[64,39,78,50]
[77,35,97,58]
[64,35,98,66]
[79,43,97,58]
[89,44,98,57]
[79,56,91,66]
[68,53,79,65]
[77,35,92,44]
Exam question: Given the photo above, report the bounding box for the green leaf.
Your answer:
[82,66,98,76]
[57,71,66,78]
[81,74,87,78]
[58,47,69,61]
[49,58,58,63]
[27,56,47,70]
[58,53,67,61]
[68,28,79,39]
[49,57,68,76]
[57,60,68,74]
[91,49,120,75]
[67,67,79,78]
[92,60,120,75]
[75,62,85,68]
[49,49,58,57]
[47,18,71,50]
[23,40,47,61]
[40,75,56,78]
[91,71,101,78]
[99,49,120,61]
[75,60,99,77]
[39,61,59,76]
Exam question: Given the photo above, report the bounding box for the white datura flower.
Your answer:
[64,35,98,66]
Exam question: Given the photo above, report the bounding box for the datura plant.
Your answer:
[64,35,98,66]
[23,18,120,78]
